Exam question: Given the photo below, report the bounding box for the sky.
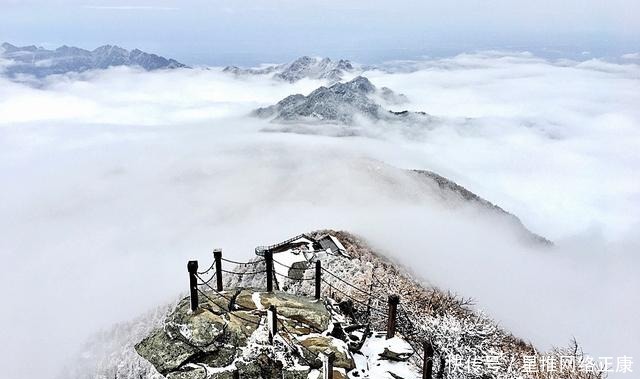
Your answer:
[1,0,639,65]
[0,52,638,378]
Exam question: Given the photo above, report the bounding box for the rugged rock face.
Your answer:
[253,76,428,125]
[0,42,187,77]
[223,56,354,83]
[135,288,417,379]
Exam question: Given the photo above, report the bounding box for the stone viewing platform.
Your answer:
[135,233,425,379]
[135,289,418,379]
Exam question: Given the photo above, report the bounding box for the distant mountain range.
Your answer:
[253,76,428,125]
[0,42,187,77]
[224,56,356,83]
[0,46,361,85]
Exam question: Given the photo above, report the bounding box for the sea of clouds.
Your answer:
[0,52,638,378]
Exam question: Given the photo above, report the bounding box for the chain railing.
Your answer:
[185,247,438,379]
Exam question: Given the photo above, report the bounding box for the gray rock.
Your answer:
[166,366,237,379]
[165,367,206,379]
[135,328,197,375]
[0,42,187,78]
[235,354,284,378]
[300,336,355,370]
[282,367,313,379]
[256,291,330,331]
[165,299,228,349]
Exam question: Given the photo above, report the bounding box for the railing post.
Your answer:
[436,357,445,379]
[386,294,399,339]
[187,260,199,312]
[268,305,278,344]
[315,261,321,300]
[422,340,434,379]
[322,350,335,379]
[265,250,273,292]
[213,249,223,292]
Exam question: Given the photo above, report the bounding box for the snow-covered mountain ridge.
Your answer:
[0,42,187,77]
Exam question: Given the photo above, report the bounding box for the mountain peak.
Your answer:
[92,44,128,55]
[1,42,18,51]
[342,75,376,93]
[253,75,420,125]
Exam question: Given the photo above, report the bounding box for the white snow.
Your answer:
[328,235,347,254]
[273,246,311,278]
[355,332,422,379]
[252,292,264,310]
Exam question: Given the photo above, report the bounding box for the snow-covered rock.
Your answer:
[135,288,421,379]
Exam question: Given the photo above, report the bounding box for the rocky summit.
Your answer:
[253,76,428,125]
[223,56,355,83]
[135,288,419,379]
[0,42,187,77]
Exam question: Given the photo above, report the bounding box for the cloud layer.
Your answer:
[0,52,638,378]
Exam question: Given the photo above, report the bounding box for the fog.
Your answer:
[0,52,638,378]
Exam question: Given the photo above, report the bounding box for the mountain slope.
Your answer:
[411,169,551,245]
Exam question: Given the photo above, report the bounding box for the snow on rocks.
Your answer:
[353,332,422,379]
[135,289,368,379]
